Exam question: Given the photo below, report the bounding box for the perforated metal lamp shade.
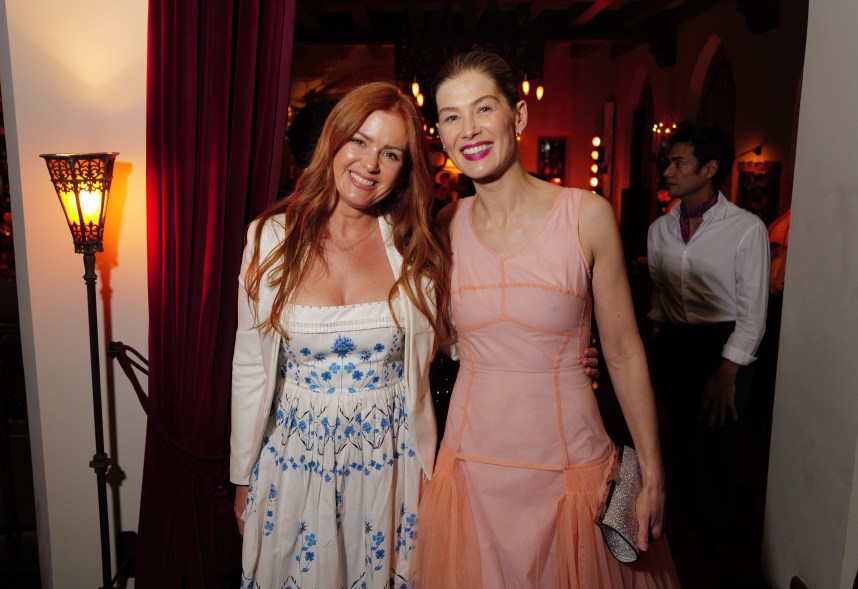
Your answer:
[40,152,118,255]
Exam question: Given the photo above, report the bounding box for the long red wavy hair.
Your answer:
[244,82,452,347]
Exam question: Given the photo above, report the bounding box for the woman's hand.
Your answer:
[234,485,249,536]
[634,479,666,552]
[580,338,601,390]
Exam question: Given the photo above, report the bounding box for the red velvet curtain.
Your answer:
[138,1,294,586]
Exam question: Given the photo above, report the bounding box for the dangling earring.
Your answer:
[442,144,447,153]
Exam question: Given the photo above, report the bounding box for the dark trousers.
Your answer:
[652,321,753,550]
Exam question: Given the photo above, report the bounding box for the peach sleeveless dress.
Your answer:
[414,189,679,588]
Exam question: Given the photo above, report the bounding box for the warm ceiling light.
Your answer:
[416,93,424,107]
[592,136,602,147]
[411,78,420,97]
[521,78,530,96]
[653,120,677,135]
[535,85,544,100]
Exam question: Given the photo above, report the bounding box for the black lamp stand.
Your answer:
[83,251,113,589]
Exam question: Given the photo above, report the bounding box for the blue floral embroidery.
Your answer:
[365,522,386,575]
[262,483,278,536]
[395,503,417,560]
[295,521,316,573]
[335,489,343,532]
[245,315,415,587]
[281,330,404,396]
[332,335,357,357]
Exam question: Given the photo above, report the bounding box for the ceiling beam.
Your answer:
[571,0,613,26]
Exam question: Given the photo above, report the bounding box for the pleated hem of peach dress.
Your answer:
[556,448,681,588]
[413,446,681,589]
[411,446,482,589]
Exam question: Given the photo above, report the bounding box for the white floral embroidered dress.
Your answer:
[240,299,419,589]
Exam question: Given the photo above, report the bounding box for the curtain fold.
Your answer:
[138,1,295,586]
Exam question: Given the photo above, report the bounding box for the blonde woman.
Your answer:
[416,52,679,588]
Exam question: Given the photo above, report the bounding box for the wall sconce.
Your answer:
[535,84,544,101]
[521,77,530,96]
[736,143,764,157]
[589,136,605,192]
[40,151,119,589]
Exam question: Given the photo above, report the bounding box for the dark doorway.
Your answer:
[0,82,41,589]
[620,82,655,262]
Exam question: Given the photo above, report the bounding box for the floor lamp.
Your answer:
[40,152,119,589]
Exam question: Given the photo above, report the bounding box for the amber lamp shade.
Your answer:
[40,152,118,255]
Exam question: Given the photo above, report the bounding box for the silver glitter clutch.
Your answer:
[597,444,642,563]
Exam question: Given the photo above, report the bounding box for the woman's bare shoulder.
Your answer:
[577,189,616,228]
[576,189,620,264]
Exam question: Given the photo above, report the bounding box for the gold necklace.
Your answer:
[329,224,378,252]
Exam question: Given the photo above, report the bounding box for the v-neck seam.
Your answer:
[466,188,567,260]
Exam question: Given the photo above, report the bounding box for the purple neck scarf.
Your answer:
[679,192,718,243]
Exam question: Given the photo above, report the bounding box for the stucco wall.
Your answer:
[0,2,148,587]
[762,0,858,586]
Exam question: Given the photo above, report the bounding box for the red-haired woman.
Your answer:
[229,82,451,589]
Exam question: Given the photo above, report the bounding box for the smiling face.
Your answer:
[332,109,408,214]
[435,70,526,183]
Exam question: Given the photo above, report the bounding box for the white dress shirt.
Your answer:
[647,192,771,366]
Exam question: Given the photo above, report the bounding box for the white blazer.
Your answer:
[229,213,438,484]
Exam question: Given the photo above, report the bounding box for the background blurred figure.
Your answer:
[432,170,454,217]
[454,173,475,199]
[647,123,770,584]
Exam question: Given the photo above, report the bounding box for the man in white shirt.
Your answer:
[647,124,770,560]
